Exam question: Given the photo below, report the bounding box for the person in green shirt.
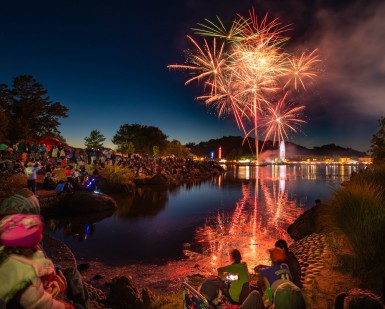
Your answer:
[217,249,250,304]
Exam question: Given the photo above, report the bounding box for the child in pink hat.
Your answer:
[0,214,74,308]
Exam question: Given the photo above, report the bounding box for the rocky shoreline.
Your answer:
[2,170,380,308]
[43,208,361,309]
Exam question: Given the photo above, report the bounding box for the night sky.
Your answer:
[0,0,383,152]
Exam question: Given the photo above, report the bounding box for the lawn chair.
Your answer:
[182,282,210,309]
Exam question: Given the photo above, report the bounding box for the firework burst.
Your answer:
[262,92,306,147]
[168,8,320,160]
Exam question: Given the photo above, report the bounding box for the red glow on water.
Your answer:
[191,166,303,272]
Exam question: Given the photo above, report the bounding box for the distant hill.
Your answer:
[187,136,368,160]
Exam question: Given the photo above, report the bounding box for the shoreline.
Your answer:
[0,169,374,308]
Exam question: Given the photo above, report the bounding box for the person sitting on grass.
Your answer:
[199,276,264,309]
[274,239,302,288]
[217,249,250,304]
[255,247,304,307]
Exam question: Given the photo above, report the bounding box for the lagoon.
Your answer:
[45,164,362,269]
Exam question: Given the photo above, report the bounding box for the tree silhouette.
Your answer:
[370,117,385,164]
[84,129,106,149]
[0,75,68,143]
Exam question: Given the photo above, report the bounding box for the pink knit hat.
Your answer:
[0,214,43,247]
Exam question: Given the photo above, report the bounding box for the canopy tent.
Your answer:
[37,137,67,146]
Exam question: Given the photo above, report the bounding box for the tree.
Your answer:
[153,146,159,157]
[117,141,135,157]
[370,117,385,164]
[166,140,190,158]
[112,124,168,154]
[0,75,69,143]
[84,129,105,149]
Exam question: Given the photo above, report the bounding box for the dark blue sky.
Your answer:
[1,0,383,151]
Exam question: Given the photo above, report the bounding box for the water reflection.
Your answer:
[192,164,355,272]
[44,163,362,265]
[45,209,114,241]
[113,187,169,218]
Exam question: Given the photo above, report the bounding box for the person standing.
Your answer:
[25,162,41,195]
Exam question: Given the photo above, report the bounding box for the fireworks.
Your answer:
[168,8,319,160]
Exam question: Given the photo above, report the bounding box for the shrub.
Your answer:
[327,182,385,270]
[349,163,385,194]
[98,165,134,186]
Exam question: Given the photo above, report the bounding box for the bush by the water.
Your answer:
[97,165,134,192]
[349,163,385,194]
[326,182,385,271]
[319,164,385,297]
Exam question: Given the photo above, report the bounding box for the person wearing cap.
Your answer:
[0,214,74,308]
[255,247,293,306]
[199,276,264,309]
[274,239,302,288]
[217,249,250,304]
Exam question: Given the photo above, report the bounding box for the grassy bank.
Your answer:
[321,164,385,293]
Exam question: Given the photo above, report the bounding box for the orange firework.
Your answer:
[262,92,306,148]
[283,49,320,91]
[169,8,320,160]
[167,35,227,98]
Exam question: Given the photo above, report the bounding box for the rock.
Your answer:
[334,288,383,308]
[56,191,117,213]
[90,274,105,281]
[147,173,169,185]
[86,283,111,309]
[141,288,156,308]
[107,276,143,309]
[287,202,326,240]
[77,263,91,272]
[43,233,77,269]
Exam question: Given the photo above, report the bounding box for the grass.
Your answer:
[96,165,135,192]
[349,163,385,193]
[320,164,385,293]
[147,290,183,309]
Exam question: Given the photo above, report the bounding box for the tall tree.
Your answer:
[112,124,168,154]
[84,129,105,149]
[1,75,68,143]
[166,140,190,158]
[370,117,385,164]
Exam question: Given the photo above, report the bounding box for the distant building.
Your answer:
[359,157,373,164]
[339,157,350,164]
[279,141,285,161]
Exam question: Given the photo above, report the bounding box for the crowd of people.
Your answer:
[195,242,384,309]
[0,141,224,196]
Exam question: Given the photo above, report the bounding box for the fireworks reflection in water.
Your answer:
[192,165,303,273]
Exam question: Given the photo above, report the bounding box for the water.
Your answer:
[45,164,361,269]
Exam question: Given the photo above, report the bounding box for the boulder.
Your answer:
[107,276,143,309]
[287,202,326,241]
[147,173,168,185]
[334,288,383,308]
[56,191,117,213]
[141,288,156,308]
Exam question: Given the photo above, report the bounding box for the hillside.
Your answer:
[187,136,368,160]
